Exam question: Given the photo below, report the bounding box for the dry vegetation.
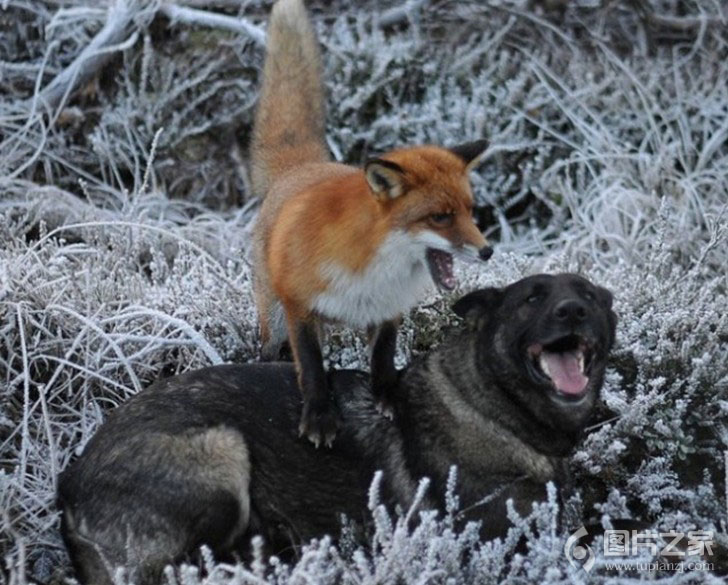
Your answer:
[1,0,727,583]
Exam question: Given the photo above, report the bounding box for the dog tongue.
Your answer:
[542,350,588,395]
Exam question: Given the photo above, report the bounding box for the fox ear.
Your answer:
[365,158,406,199]
[449,139,489,172]
[452,287,502,330]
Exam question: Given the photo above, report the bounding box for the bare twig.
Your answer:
[379,0,430,27]
[629,0,725,33]
[648,13,723,32]
[161,3,266,45]
[176,0,247,7]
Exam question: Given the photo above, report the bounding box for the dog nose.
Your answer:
[554,299,587,324]
[478,246,493,261]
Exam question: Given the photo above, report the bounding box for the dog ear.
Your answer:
[365,158,407,199]
[452,287,503,329]
[595,285,618,347]
[595,285,614,310]
[449,139,488,172]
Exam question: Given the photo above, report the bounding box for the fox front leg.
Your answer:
[369,319,400,419]
[289,317,340,447]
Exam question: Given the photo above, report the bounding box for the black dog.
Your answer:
[58,274,617,584]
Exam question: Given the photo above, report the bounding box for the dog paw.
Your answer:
[298,401,340,448]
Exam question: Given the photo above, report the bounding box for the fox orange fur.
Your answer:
[251,0,493,446]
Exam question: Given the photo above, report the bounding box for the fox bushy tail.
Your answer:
[250,0,329,197]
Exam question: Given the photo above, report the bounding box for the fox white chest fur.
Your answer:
[312,230,433,328]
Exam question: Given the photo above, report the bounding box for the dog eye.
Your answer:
[526,293,540,304]
[582,290,595,301]
[429,213,454,227]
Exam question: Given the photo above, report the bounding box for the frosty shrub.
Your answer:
[1,0,726,584]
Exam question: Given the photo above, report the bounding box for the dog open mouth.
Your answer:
[426,248,456,291]
[527,335,593,399]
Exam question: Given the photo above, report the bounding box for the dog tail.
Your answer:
[250,0,329,197]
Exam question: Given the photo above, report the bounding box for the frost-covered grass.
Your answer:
[1,0,727,583]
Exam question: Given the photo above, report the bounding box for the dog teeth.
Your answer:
[577,351,585,374]
[538,354,551,378]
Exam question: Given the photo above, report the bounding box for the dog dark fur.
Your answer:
[57,274,617,584]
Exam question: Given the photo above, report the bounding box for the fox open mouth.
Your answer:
[426,248,456,291]
[527,335,594,399]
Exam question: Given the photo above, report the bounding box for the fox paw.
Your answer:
[298,401,340,448]
[375,397,395,420]
[372,377,399,420]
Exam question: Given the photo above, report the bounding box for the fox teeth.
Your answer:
[539,355,551,378]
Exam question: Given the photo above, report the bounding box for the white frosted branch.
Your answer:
[161,3,265,45]
[37,0,143,111]
[177,0,245,7]
[103,307,224,365]
[630,0,725,32]
[379,0,430,27]
[647,12,724,32]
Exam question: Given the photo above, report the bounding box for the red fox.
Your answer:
[251,0,493,446]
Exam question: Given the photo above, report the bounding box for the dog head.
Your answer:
[453,273,617,434]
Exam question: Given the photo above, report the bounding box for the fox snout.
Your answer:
[462,241,493,263]
[454,239,493,264]
[479,245,493,261]
[458,219,491,262]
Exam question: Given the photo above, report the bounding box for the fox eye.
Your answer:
[429,213,454,227]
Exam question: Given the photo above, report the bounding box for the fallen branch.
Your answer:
[629,0,726,33]
[161,3,266,45]
[379,0,430,28]
[646,11,724,32]
[176,0,247,7]
[28,0,265,125]
[37,0,146,112]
